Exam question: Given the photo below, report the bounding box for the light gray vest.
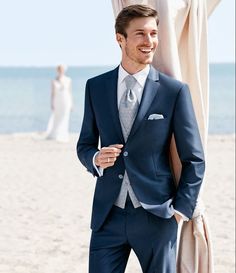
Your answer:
[114,75,141,209]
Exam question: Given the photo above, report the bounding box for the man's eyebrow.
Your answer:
[134,29,158,32]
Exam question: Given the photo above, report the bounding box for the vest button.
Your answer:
[123,151,128,157]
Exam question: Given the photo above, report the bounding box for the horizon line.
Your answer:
[0,62,234,68]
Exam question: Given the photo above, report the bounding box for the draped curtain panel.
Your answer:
[111,1,221,272]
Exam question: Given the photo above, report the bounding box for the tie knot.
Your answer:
[125,75,136,90]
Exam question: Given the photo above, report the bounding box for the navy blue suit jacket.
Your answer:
[77,66,205,231]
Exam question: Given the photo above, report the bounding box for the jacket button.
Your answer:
[123,151,128,157]
[118,174,123,179]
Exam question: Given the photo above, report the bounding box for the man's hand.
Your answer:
[174,213,182,224]
[95,144,123,169]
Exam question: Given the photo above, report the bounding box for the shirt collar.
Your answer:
[118,64,150,88]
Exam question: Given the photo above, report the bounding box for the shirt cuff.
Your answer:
[93,151,104,177]
[174,209,189,221]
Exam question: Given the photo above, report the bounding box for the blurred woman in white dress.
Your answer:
[46,65,73,142]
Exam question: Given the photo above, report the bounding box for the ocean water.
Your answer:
[0,64,235,134]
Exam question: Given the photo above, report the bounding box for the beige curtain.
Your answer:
[111,1,221,272]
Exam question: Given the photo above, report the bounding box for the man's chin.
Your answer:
[140,55,154,64]
[141,58,153,65]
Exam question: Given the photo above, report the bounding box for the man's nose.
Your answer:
[143,34,152,44]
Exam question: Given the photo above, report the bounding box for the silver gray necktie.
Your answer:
[114,75,141,208]
[119,75,139,140]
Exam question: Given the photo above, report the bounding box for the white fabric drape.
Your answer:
[111,1,221,272]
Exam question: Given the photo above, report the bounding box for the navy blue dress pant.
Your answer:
[89,198,178,273]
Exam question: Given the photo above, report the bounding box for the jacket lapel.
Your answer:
[128,66,160,140]
[105,67,125,143]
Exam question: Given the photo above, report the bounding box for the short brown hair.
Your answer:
[115,4,159,38]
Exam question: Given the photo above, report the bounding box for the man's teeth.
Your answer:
[140,49,152,53]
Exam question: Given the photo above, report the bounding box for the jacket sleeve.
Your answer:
[172,84,205,219]
[76,80,99,177]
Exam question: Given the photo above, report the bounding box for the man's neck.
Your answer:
[121,61,149,75]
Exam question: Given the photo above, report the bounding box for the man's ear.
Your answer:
[116,33,124,47]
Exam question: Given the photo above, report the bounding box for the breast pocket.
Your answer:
[141,118,171,146]
[144,118,169,133]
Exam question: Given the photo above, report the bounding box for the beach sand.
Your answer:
[0,133,235,273]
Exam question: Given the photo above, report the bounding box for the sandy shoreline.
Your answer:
[0,133,235,273]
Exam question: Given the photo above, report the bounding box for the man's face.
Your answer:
[117,17,158,71]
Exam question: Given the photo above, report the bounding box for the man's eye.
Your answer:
[151,32,158,37]
[136,32,144,36]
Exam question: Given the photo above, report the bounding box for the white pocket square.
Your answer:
[148,113,164,120]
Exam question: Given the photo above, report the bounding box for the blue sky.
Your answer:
[0,0,234,66]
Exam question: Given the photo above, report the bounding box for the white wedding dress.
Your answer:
[46,77,72,142]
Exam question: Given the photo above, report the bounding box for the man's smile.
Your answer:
[138,47,154,55]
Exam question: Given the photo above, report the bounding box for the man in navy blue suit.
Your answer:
[77,4,205,273]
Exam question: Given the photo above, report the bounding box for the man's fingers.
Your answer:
[100,162,115,169]
[96,144,123,168]
[102,157,116,163]
[98,156,117,164]
[101,147,118,152]
[100,149,120,156]
[99,152,119,159]
[100,146,123,158]
[96,153,117,166]
[109,144,124,149]
[102,144,123,153]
